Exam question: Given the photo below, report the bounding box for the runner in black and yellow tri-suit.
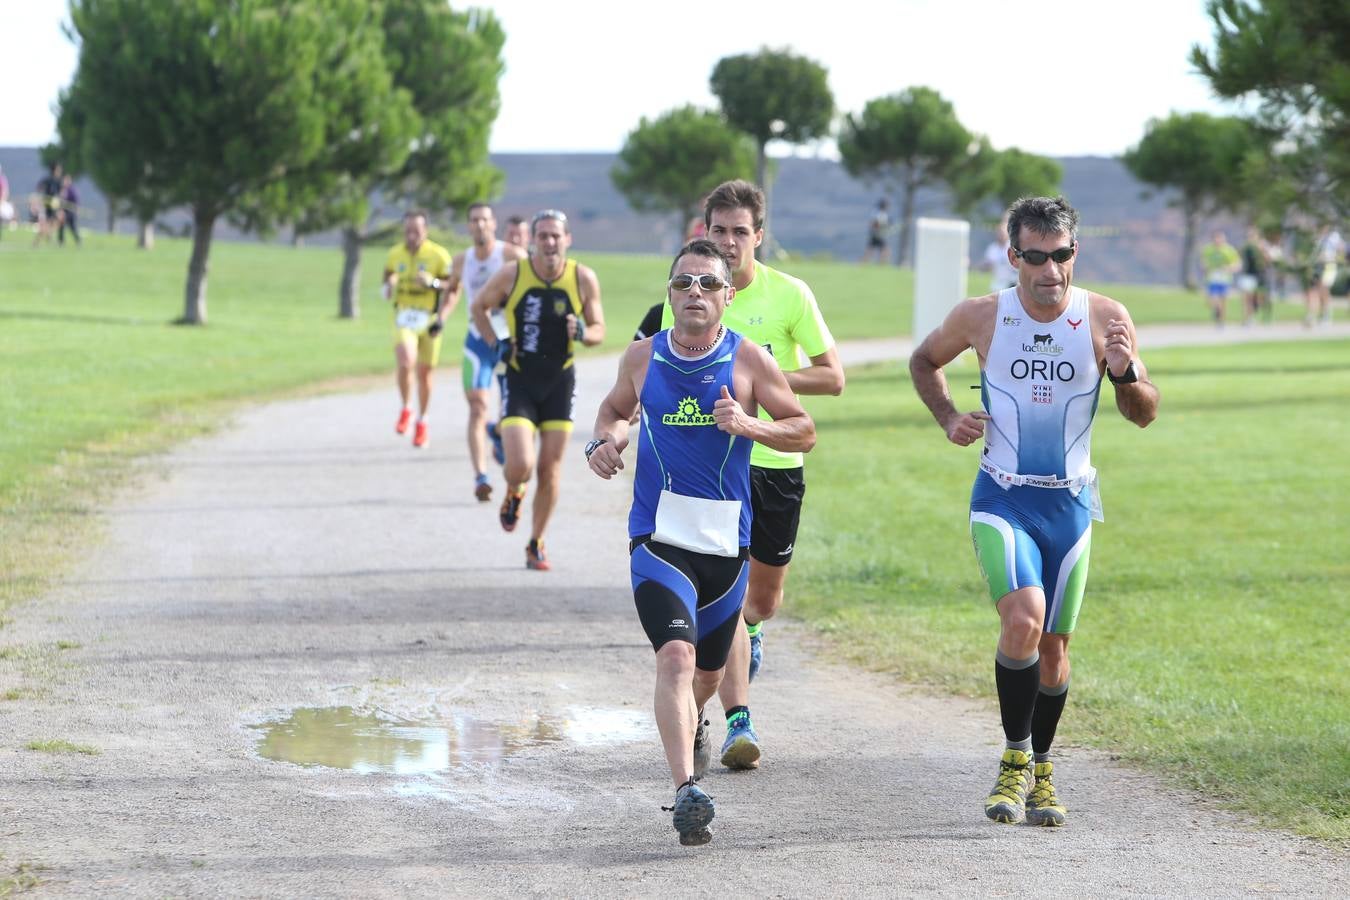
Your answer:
[471,210,606,571]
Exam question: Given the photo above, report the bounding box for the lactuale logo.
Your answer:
[1021,333,1064,356]
[662,395,715,426]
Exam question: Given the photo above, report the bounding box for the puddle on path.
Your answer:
[253,705,650,775]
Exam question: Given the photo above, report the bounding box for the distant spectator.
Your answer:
[33,162,64,247]
[0,164,11,240]
[504,215,529,250]
[1199,230,1240,327]
[1309,223,1345,326]
[1237,227,1270,325]
[862,197,889,263]
[59,175,82,247]
[684,214,706,243]
[981,220,1017,293]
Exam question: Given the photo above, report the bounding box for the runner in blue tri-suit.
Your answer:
[586,238,814,847]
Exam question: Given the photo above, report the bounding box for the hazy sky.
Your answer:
[5,0,1238,158]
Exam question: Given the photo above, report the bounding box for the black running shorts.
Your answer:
[500,365,576,430]
[748,466,805,567]
[629,537,748,671]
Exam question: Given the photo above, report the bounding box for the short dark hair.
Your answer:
[668,238,733,285]
[1006,196,1078,250]
[403,209,429,226]
[704,180,765,231]
[466,202,492,217]
[506,215,525,226]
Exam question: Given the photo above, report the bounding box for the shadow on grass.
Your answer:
[0,308,170,328]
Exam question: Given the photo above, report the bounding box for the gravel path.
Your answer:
[2,321,1346,896]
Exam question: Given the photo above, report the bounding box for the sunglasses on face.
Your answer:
[531,208,568,227]
[1013,244,1076,266]
[668,273,728,291]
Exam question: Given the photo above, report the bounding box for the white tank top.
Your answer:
[463,243,506,339]
[981,287,1101,479]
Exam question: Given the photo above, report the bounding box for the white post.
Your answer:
[914,218,970,345]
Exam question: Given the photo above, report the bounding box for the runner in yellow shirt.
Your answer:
[383,210,453,448]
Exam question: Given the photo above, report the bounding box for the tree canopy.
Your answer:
[295,0,506,318]
[1191,0,1350,219]
[1123,111,1264,287]
[61,0,414,324]
[951,140,1063,224]
[837,87,973,265]
[611,106,756,243]
[710,48,833,257]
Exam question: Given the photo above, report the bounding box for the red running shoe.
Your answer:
[395,408,413,435]
[525,539,551,571]
[412,421,429,448]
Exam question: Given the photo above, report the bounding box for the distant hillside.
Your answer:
[1,148,1236,285]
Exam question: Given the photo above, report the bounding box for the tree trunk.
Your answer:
[1180,204,1198,290]
[755,141,770,262]
[898,178,918,267]
[106,198,116,234]
[339,225,364,319]
[137,218,155,250]
[182,207,215,325]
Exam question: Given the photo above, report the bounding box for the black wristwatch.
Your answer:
[1107,360,1139,384]
[584,438,607,459]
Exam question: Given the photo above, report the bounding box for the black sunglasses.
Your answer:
[1013,244,1076,266]
[668,273,728,291]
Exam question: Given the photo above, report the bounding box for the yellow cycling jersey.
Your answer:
[385,240,452,312]
[504,258,583,371]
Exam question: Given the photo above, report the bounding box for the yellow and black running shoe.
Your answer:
[984,748,1033,824]
[1025,761,1067,826]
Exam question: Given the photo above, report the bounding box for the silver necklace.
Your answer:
[672,324,724,354]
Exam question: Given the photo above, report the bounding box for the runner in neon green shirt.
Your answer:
[662,180,844,773]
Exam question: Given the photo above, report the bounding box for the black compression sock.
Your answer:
[994,650,1040,748]
[1032,678,1070,759]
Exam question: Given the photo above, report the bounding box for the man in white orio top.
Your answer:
[909,195,1159,829]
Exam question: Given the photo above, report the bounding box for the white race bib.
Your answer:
[652,490,741,558]
[395,308,431,332]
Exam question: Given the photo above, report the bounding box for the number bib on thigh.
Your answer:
[653,490,741,558]
[395,308,430,332]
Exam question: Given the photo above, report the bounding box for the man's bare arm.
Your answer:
[575,264,606,347]
[471,262,517,348]
[438,253,466,324]
[1100,308,1159,428]
[784,346,845,396]
[909,300,990,446]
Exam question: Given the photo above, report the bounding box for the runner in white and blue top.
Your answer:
[910,196,1159,829]
[586,238,815,847]
[972,284,1101,636]
[445,203,526,502]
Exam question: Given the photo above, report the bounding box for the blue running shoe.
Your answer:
[486,421,505,466]
[474,472,492,502]
[720,712,761,770]
[665,779,714,846]
[748,625,764,682]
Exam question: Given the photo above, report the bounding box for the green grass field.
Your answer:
[1,231,1344,841]
[793,341,1350,841]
